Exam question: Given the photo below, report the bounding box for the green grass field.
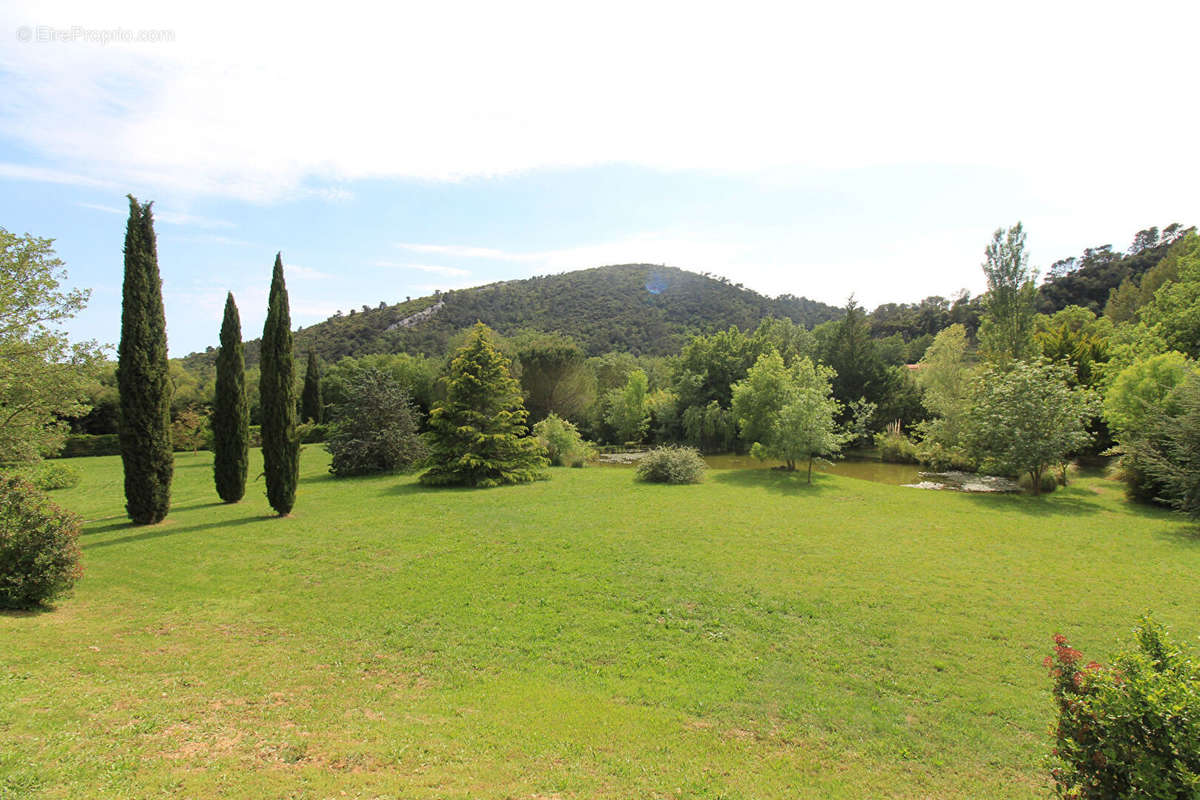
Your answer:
[3,450,1198,798]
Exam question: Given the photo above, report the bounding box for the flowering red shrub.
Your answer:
[1046,619,1200,798]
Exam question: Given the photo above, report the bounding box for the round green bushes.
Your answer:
[32,461,81,491]
[0,476,83,609]
[634,446,706,484]
[533,414,594,467]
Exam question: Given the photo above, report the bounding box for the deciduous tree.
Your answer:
[962,360,1097,493]
[0,228,102,464]
[978,223,1039,362]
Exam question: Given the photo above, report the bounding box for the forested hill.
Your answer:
[185,264,842,367]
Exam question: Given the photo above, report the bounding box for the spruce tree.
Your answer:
[212,292,248,502]
[301,350,323,423]
[260,254,299,515]
[421,322,547,487]
[117,195,173,524]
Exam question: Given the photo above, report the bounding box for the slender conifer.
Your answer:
[301,350,323,423]
[117,195,173,524]
[213,292,248,502]
[260,254,298,515]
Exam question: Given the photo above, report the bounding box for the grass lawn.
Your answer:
[3,449,1198,798]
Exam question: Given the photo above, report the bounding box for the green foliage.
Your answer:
[1046,618,1200,799]
[1102,351,1196,438]
[117,196,173,524]
[978,222,1039,362]
[1033,306,1112,387]
[821,298,887,413]
[732,352,845,480]
[962,360,1097,493]
[1040,223,1193,316]
[301,350,323,423]
[212,292,248,503]
[24,461,81,491]
[532,413,594,467]
[680,400,736,454]
[913,324,974,468]
[0,475,82,609]
[602,369,650,445]
[1118,373,1200,517]
[0,228,103,464]
[59,433,121,458]
[322,352,438,420]
[634,445,706,484]
[1138,233,1200,359]
[874,421,919,464]
[260,254,299,515]
[420,323,547,487]
[326,368,426,477]
[515,332,595,423]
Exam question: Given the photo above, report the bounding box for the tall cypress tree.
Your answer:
[212,292,248,503]
[301,350,323,423]
[260,253,298,515]
[117,195,173,524]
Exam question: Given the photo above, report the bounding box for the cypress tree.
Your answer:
[301,350,323,423]
[260,253,298,515]
[212,292,248,502]
[117,195,173,524]
[421,322,548,487]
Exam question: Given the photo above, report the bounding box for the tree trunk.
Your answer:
[807,457,814,484]
[1030,467,1041,495]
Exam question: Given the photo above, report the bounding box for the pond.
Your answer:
[702,454,923,486]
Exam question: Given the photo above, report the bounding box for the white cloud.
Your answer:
[77,201,234,228]
[284,264,333,280]
[1,0,1196,206]
[372,260,471,277]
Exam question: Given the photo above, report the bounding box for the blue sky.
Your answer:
[2,1,1198,356]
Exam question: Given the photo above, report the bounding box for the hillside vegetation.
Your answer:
[183,264,842,368]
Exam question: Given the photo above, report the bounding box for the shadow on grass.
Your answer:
[711,468,835,496]
[82,514,266,550]
[0,605,57,618]
[955,489,1103,517]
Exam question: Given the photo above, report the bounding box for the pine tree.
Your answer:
[117,195,173,524]
[301,350,323,423]
[212,292,248,502]
[260,253,298,515]
[420,322,548,487]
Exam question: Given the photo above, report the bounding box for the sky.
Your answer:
[1,0,1197,357]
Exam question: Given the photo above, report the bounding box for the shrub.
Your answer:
[532,414,594,467]
[31,462,80,491]
[1046,618,1200,798]
[0,476,83,609]
[874,421,919,464]
[634,445,706,485]
[297,422,328,444]
[326,369,426,477]
[58,434,121,458]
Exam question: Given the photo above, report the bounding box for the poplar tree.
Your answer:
[260,254,298,515]
[301,350,323,423]
[117,195,173,524]
[212,292,248,502]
